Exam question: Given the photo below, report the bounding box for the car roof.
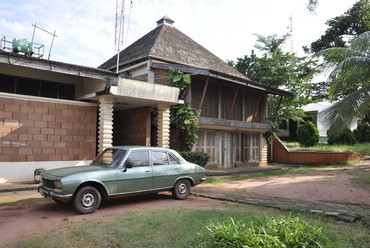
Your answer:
[110,146,175,152]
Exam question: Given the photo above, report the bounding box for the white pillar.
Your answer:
[157,104,171,148]
[260,133,268,166]
[98,95,114,153]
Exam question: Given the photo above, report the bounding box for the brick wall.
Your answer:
[153,68,171,86]
[113,107,151,146]
[132,74,148,82]
[0,96,97,162]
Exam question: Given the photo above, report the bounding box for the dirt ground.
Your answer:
[209,164,370,207]
[0,164,369,247]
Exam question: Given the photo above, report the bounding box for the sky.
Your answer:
[0,0,358,68]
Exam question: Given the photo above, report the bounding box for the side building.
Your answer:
[0,47,181,182]
[99,16,292,169]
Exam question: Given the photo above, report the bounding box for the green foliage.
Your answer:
[305,0,370,53]
[328,128,357,145]
[353,122,370,143]
[306,0,319,12]
[167,70,198,152]
[180,151,210,167]
[283,141,370,157]
[14,208,368,248]
[166,70,191,99]
[229,34,323,125]
[297,121,320,147]
[170,103,198,151]
[315,31,370,134]
[201,216,327,248]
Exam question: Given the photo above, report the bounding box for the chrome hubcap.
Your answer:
[178,183,187,194]
[81,193,95,208]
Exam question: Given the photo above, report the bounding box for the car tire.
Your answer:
[73,186,101,214]
[172,179,191,200]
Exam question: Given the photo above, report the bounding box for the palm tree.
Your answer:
[314,31,370,136]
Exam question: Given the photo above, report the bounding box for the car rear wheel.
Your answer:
[73,186,101,214]
[172,179,191,200]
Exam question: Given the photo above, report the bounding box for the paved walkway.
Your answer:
[0,165,368,223]
[192,185,365,223]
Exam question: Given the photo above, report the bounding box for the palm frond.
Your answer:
[322,84,370,134]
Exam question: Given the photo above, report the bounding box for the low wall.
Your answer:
[0,160,91,183]
[272,138,362,165]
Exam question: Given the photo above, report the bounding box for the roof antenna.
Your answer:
[31,23,57,60]
[115,0,125,73]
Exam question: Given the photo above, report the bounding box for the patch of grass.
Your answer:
[284,141,370,157]
[0,197,46,206]
[350,168,370,191]
[204,166,331,184]
[200,216,327,247]
[13,207,369,248]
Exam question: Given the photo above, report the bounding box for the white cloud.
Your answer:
[1,0,357,67]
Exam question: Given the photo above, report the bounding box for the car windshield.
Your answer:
[91,148,127,168]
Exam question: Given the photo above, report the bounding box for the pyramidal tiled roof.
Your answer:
[99,17,249,81]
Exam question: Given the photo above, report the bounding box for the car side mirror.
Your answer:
[125,162,133,169]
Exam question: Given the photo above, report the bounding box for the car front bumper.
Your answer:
[38,186,73,203]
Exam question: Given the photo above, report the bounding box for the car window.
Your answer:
[152,151,180,166]
[168,153,180,164]
[152,151,169,165]
[124,151,150,167]
[91,148,127,168]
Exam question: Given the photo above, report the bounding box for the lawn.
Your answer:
[12,204,369,248]
[284,141,370,157]
[204,166,332,184]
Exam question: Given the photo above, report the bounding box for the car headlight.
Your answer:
[54,180,62,188]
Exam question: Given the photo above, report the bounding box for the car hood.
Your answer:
[43,165,107,178]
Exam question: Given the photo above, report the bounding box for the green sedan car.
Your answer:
[38,146,206,214]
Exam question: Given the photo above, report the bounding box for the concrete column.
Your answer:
[157,104,171,148]
[260,133,268,166]
[98,95,114,153]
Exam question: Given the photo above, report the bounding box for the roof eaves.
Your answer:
[149,61,293,97]
[0,50,117,76]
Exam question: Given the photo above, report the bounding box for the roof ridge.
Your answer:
[148,24,166,57]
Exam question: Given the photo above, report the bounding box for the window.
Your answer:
[124,151,149,167]
[17,77,40,96]
[91,148,127,168]
[152,151,180,165]
[243,133,260,162]
[0,73,75,100]
[0,74,15,93]
[41,81,58,98]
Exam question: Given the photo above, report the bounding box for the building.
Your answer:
[0,40,181,182]
[99,16,292,169]
[277,101,358,142]
[1,16,292,182]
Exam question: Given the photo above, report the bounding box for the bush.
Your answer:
[328,128,357,145]
[201,216,328,248]
[180,151,210,167]
[297,121,319,147]
[353,122,370,143]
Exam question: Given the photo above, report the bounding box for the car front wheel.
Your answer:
[73,186,101,214]
[172,179,191,200]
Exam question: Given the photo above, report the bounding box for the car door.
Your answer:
[152,150,182,189]
[116,150,153,194]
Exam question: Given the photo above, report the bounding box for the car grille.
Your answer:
[42,178,55,189]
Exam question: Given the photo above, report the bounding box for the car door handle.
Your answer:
[145,170,151,173]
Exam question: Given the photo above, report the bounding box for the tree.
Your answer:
[314,31,370,135]
[297,121,319,147]
[306,0,319,13]
[229,34,323,124]
[304,0,370,53]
